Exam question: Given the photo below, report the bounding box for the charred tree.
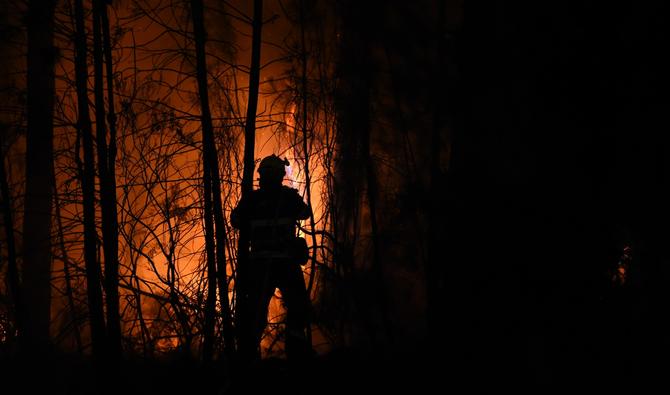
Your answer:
[235,0,263,353]
[190,0,235,362]
[21,0,56,354]
[74,0,107,359]
[53,174,83,353]
[101,0,121,356]
[93,0,121,359]
[298,0,318,304]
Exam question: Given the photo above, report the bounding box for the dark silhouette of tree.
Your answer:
[0,132,21,348]
[52,168,83,353]
[0,5,23,353]
[190,0,235,362]
[297,0,317,302]
[21,0,57,356]
[73,0,107,360]
[236,0,263,356]
[92,0,122,359]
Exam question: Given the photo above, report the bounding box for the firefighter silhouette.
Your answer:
[231,154,312,363]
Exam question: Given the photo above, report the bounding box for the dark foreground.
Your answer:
[2,338,669,395]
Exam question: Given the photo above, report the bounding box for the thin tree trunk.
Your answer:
[101,3,118,182]
[21,0,56,354]
[190,0,233,362]
[51,108,83,353]
[298,0,317,349]
[236,0,264,352]
[240,0,263,199]
[0,133,21,344]
[212,183,235,360]
[199,152,218,364]
[74,0,107,359]
[93,0,121,359]
[52,167,83,353]
[130,252,151,357]
[189,0,215,363]
[193,0,235,360]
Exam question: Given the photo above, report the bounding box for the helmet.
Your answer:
[258,154,289,174]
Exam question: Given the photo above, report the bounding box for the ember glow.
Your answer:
[612,246,632,287]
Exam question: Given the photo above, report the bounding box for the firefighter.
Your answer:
[231,154,312,364]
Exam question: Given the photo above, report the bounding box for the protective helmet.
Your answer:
[258,154,289,174]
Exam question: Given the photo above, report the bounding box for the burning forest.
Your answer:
[1,0,670,393]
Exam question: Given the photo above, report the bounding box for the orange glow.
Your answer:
[45,0,334,357]
[611,246,631,287]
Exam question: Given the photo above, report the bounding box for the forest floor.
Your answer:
[2,339,667,394]
[0,347,438,395]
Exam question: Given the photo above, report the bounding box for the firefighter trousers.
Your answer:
[236,257,311,363]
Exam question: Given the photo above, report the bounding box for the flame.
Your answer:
[45,0,332,357]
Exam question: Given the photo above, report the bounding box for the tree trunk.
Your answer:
[102,0,121,355]
[21,0,56,354]
[236,0,264,353]
[189,0,234,362]
[74,0,107,359]
[0,132,21,345]
[53,180,83,353]
[240,0,263,198]
[93,0,121,359]
[299,0,316,349]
